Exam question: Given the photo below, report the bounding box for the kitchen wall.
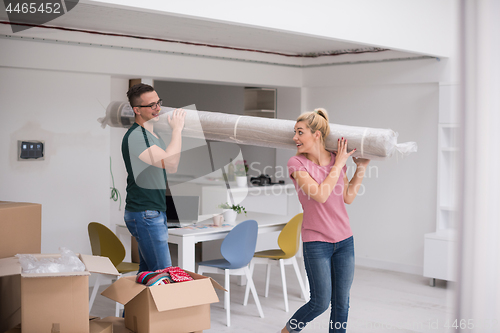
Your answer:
[154,80,302,182]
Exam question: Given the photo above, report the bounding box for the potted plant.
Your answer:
[234,160,249,187]
[217,202,247,224]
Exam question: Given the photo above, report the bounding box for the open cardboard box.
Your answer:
[101,271,225,333]
[0,253,119,333]
[0,201,42,333]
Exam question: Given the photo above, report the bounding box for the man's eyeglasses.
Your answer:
[135,99,162,110]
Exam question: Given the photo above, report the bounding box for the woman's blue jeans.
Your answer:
[286,237,355,333]
[124,210,172,272]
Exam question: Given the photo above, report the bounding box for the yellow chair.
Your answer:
[88,222,139,316]
[243,213,308,312]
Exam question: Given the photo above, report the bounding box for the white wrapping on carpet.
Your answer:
[98,102,417,160]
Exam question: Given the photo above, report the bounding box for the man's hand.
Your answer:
[168,108,186,132]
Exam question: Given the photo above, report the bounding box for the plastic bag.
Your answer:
[16,247,86,274]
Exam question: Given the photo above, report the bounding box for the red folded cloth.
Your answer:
[155,266,194,282]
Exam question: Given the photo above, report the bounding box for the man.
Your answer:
[122,83,185,272]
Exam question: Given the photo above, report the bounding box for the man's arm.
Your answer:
[138,109,185,173]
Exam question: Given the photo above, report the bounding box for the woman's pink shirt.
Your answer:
[288,152,352,243]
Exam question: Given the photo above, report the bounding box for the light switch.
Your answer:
[18,140,44,160]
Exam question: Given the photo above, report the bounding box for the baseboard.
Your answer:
[355,257,423,276]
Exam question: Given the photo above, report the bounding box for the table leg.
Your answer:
[178,236,196,272]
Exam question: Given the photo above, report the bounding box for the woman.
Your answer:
[280,108,370,333]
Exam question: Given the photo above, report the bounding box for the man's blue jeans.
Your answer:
[124,210,172,272]
[286,237,355,333]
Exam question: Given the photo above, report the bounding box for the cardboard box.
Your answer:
[0,274,21,333]
[7,317,110,333]
[0,201,41,332]
[3,324,21,333]
[0,201,41,259]
[89,320,113,333]
[0,254,119,333]
[90,317,135,333]
[101,272,225,333]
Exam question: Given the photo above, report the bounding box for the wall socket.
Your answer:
[18,140,45,161]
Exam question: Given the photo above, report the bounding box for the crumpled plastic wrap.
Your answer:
[16,247,86,274]
[98,102,417,160]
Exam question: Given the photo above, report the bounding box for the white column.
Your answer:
[456,0,500,331]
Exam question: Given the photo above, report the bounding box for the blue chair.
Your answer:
[197,220,264,327]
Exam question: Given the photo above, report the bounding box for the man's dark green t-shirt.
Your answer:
[122,122,167,212]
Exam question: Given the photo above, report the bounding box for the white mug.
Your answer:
[212,214,224,226]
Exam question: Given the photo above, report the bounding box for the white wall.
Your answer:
[92,0,455,57]
[0,2,455,275]
[109,77,129,230]
[0,36,302,88]
[303,76,438,274]
[301,56,451,273]
[0,46,440,274]
[0,67,111,254]
[0,34,303,257]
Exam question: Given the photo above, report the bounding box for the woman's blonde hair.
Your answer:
[296,108,330,146]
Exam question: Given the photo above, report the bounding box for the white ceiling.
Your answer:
[57,3,369,55]
[0,2,432,65]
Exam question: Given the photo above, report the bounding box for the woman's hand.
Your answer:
[343,156,370,204]
[167,108,186,131]
[353,157,370,168]
[334,138,356,168]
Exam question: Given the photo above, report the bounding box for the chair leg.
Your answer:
[265,262,272,298]
[279,259,289,312]
[243,260,255,306]
[115,301,122,317]
[225,269,231,327]
[89,274,103,313]
[115,274,125,317]
[244,266,264,318]
[292,256,309,301]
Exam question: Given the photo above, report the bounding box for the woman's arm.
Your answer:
[343,157,370,204]
[291,138,355,203]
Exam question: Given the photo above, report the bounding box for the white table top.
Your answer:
[115,211,299,272]
[116,212,296,236]
[167,212,296,237]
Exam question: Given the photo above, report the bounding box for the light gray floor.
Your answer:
[90,265,454,332]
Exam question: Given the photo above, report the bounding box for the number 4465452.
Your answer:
[445,319,498,330]
[445,319,474,330]
[5,2,62,14]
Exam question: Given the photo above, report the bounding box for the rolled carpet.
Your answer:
[99,102,417,160]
